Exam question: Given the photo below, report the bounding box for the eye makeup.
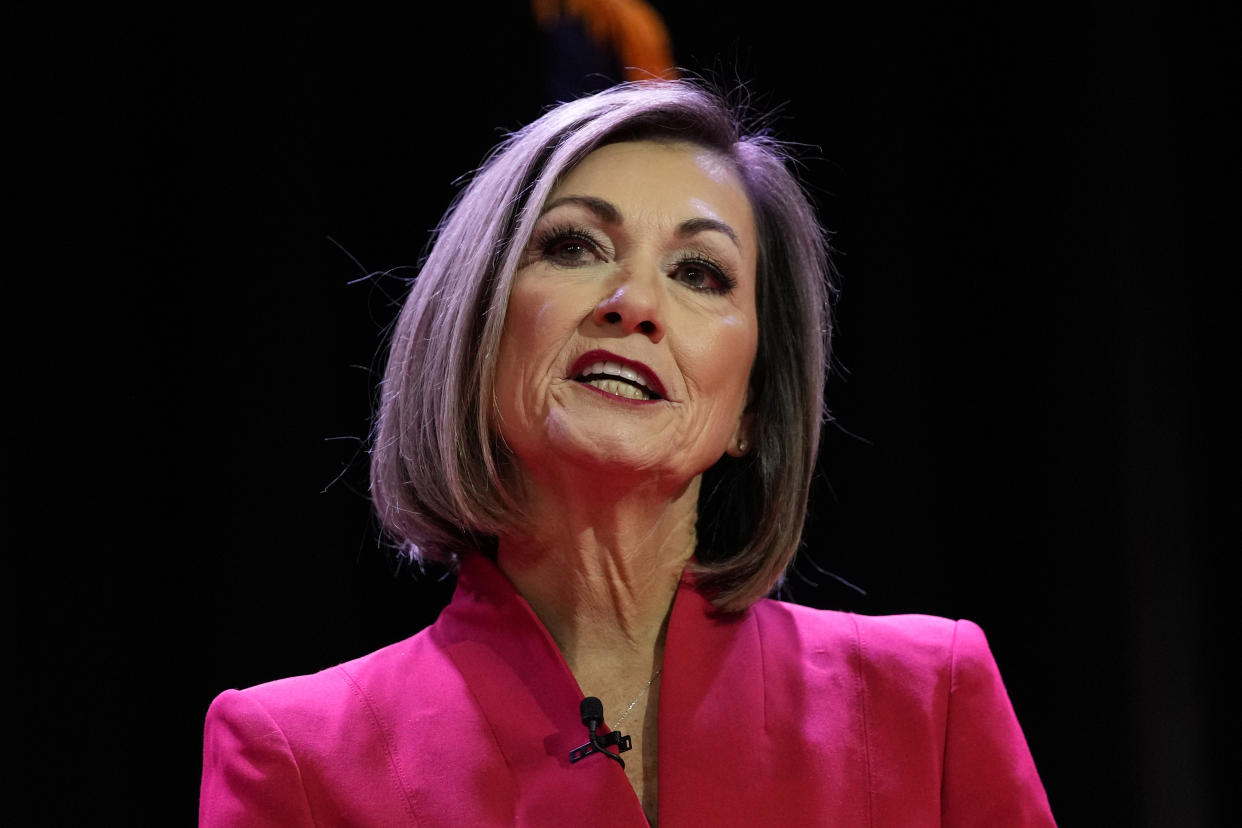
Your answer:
[526,218,738,295]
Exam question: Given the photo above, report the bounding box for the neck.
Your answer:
[496,472,699,680]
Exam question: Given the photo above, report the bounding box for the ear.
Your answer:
[726,411,755,458]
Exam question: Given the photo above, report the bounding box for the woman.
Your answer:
[200,81,1056,826]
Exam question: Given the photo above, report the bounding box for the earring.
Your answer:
[737,438,749,454]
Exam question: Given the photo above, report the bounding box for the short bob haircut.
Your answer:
[371,80,833,613]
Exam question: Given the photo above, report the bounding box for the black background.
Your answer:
[28,2,1234,824]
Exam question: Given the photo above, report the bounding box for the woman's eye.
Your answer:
[540,233,603,266]
[672,259,734,294]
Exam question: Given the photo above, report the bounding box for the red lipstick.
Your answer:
[567,349,667,400]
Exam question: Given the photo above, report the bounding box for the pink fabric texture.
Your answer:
[200,555,1056,826]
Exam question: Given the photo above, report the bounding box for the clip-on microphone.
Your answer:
[569,696,632,768]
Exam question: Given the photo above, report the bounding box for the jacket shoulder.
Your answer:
[234,627,443,722]
[201,626,458,826]
[754,598,967,674]
[752,601,999,717]
[750,602,1056,823]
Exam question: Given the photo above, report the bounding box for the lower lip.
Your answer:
[573,380,663,406]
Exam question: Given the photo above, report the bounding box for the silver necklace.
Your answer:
[613,667,663,729]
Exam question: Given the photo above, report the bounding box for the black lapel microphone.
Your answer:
[569,696,632,768]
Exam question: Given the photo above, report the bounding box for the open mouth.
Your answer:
[571,357,664,401]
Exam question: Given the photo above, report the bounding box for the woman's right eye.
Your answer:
[536,228,606,267]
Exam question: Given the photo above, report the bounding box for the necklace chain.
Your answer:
[613,668,663,729]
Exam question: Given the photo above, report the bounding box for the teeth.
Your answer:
[587,379,649,400]
[582,360,650,389]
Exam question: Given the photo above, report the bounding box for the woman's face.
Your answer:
[494,139,759,492]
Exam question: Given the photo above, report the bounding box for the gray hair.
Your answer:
[370,80,833,612]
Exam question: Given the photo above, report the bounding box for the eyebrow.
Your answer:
[539,195,621,224]
[676,217,741,249]
[539,195,742,251]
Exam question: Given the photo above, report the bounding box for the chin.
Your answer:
[547,423,724,495]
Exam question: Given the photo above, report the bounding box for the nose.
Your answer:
[591,267,665,343]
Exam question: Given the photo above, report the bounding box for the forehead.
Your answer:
[548,140,755,241]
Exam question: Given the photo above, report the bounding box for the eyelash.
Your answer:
[531,224,737,295]
[673,255,737,295]
[533,223,608,264]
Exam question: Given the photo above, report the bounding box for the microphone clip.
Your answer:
[569,729,632,763]
[570,696,632,767]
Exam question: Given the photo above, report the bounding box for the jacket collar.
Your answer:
[431,553,766,826]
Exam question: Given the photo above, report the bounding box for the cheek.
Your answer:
[498,279,553,370]
[495,288,537,421]
[685,314,758,407]
[494,278,580,419]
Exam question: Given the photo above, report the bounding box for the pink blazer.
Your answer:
[200,555,1056,826]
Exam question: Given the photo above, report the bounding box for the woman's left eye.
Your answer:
[672,258,735,294]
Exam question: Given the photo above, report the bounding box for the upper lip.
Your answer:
[567,349,668,399]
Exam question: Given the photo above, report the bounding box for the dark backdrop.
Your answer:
[32,2,1232,824]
